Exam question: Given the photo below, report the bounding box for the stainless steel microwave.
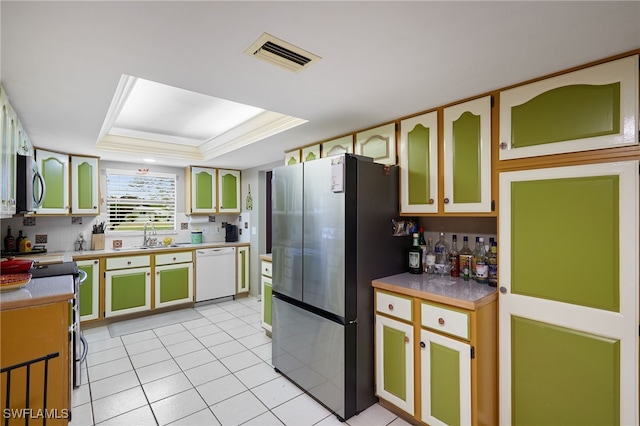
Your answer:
[16,153,45,213]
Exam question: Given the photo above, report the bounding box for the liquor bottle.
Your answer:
[15,230,25,252]
[449,234,460,277]
[418,227,427,271]
[434,232,449,273]
[475,237,489,284]
[488,241,498,287]
[408,233,423,274]
[425,237,436,274]
[471,236,481,280]
[3,226,16,252]
[459,236,473,281]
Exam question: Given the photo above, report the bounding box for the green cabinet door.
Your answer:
[71,156,99,215]
[236,246,249,293]
[263,280,272,327]
[105,267,151,317]
[420,329,471,426]
[35,149,69,214]
[375,314,414,415]
[499,55,638,160]
[218,169,240,213]
[443,96,492,213]
[400,111,439,214]
[499,161,638,425]
[187,166,216,213]
[155,263,193,308]
[77,259,100,321]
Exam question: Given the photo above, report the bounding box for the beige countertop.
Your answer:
[0,275,75,311]
[259,253,272,261]
[12,241,250,263]
[373,272,497,310]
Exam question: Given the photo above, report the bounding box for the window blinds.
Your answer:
[106,169,176,231]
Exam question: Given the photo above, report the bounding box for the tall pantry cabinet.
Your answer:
[497,54,639,425]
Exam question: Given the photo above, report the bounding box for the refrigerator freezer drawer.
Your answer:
[272,296,348,419]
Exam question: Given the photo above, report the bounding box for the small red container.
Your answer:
[0,258,35,274]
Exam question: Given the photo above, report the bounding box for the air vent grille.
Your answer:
[244,33,321,73]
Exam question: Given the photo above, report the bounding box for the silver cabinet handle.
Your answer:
[500,286,507,294]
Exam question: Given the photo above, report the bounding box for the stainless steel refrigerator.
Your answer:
[271,154,406,421]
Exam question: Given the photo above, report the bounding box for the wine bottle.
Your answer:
[459,236,473,281]
[408,233,423,274]
[449,234,460,277]
[4,226,16,252]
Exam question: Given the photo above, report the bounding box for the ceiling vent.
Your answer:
[244,33,321,73]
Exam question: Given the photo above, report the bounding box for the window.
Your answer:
[106,169,176,232]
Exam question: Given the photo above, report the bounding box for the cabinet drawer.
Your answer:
[376,291,412,322]
[156,251,193,266]
[106,255,151,270]
[421,302,469,341]
[261,261,272,278]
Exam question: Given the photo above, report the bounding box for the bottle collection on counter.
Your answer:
[406,230,498,287]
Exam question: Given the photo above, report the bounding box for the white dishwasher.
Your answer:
[195,247,236,302]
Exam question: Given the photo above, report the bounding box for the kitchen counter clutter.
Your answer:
[372,273,497,425]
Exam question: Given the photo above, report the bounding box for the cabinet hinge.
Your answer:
[490,95,495,108]
[470,346,475,359]
[491,200,495,212]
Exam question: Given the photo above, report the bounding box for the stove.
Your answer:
[30,261,86,388]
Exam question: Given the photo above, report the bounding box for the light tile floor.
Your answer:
[71,297,410,426]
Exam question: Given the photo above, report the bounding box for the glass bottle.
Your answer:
[475,237,489,284]
[4,226,16,252]
[459,236,473,281]
[15,230,25,252]
[425,237,436,274]
[471,236,481,280]
[434,232,449,274]
[488,241,498,287]
[418,227,427,271]
[449,234,459,277]
[408,233,423,274]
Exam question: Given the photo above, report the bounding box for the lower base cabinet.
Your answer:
[77,259,100,322]
[155,251,193,309]
[105,255,151,318]
[374,288,497,426]
[260,258,272,334]
[1,301,71,425]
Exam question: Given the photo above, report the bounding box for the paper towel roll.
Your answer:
[188,216,210,224]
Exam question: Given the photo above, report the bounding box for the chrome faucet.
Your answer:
[143,220,157,247]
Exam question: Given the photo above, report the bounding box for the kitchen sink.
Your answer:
[113,244,184,252]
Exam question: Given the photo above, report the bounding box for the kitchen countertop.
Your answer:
[15,241,250,263]
[372,272,497,310]
[0,275,75,311]
[259,253,272,262]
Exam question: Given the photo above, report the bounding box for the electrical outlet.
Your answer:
[216,227,220,233]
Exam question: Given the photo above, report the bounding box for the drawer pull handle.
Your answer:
[404,336,409,344]
[388,304,394,311]
[420,341,426,348]
[443,198,450,204]
[127,261,132,265]
[428,198,434,204]
[173,257,177,261]
[438,317,445,325]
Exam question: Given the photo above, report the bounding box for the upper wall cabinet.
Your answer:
[35,149,69,215]
[321,135,353,158]
[218,169,241,213]
[185,166,217,215]
[301,144,320,162]
[284,149,300,166]
[443,96,493,213]
[499,55,638,161]
[70,155,99,215]
[399,111,439,214]
[355,123,397,165]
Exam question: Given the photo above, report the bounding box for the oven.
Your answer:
[29,261,88,388]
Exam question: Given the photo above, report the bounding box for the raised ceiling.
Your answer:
[1,1,638,170]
